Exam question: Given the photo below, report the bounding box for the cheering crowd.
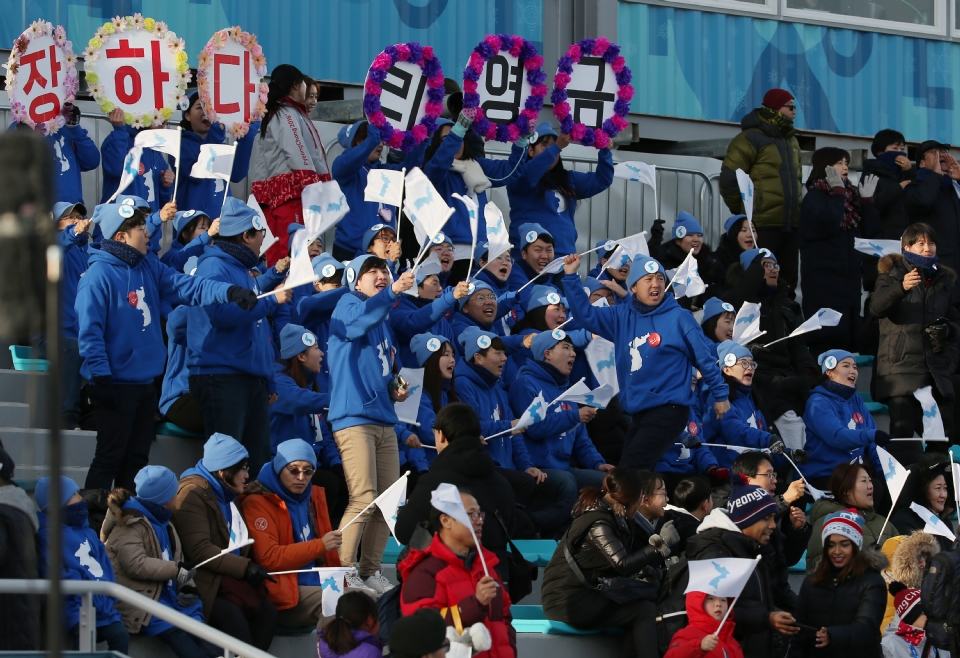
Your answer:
[2,66,960,658]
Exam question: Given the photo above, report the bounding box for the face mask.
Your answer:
[876,150,906,172]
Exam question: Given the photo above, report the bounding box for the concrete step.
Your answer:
[0,401,30,428]
[0,370,50,428]
[129,630,315,658]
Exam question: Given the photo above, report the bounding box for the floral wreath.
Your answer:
[552,37,633,149]
[364,42,444,152]
[83,14,191,128]
[4,20,78,135]
[197,27,268,139]
[462,34,546,142]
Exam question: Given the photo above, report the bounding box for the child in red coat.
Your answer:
[664,591,745,658]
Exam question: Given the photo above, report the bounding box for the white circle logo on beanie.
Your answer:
[604,239,616,251]
[644,261,658,274]
[551,328,566,341]
[321,264,336,278]
[723,353,737,367]
[301,332,316,347]
[121,198,135,206]
[118,205,134,219]
[759,248,771,258]
[722,302,734,312]
[583,286,590,295]
[675,225,687,238]
[426,337,441,352]
[346,268,357,283]
[432,232,446,244]
[371,223,385,232]
[477,335,492,349]
[525,230,538,244]
[467,282,476,295]
[824,355,837,370]
[251,213,264,230]
[183,209,196,218]
[546,292,561,305]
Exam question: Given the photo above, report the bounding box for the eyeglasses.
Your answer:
[493,254,513,264]
[736,359,759,370]
[471,294,497,302]
[782,104,796,111]
[285,466,315,479]
[127,224,147,234]
[762,262,780,271]
[376,233,396,243]
[648,491,668,499]
[467,511,486,522]
[755,471,777,480]
[433,244,454,254]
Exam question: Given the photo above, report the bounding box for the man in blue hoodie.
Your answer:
[327,255,414,595]
[47,104,101,204]
[507,222,563,291]
[562,252,731,471]
[187,197,293,474]
[78,201,258,492]
[35,476,129,653]
[54,201,90,429]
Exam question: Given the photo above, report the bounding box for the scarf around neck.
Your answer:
[902,249,939,277]
[536,359,569,386]
[809,177,861,229]
[101,239,145,268]
[256,462,320,585]
[468,360,501,388]
[217,241,260,269]
[823,379,857,400]
[895,621,925,648]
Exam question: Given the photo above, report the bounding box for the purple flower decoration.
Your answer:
[422,58,441,79]
[615,69,632,86]
[602,44,621,63]
[363,95,381,115]
[407,42,423,62]
[517,115,530,135]
[475,117,490,135]
[602,118,619,137]
[614,99,631,116]
[369,68,387,84]
[463,92,481,107]
[384,45,398,58]
[579,38,596,54]
[557,55,574,73]
[551,89,567,105]
[581,127,596,147]
[526,95,544,112]
[426,87,444,103]
[528,69,547,86]
[401,132,416,151]
[463,66,480,82]
[560,115,575,133]
[421,117,437,133]
[496,124,510,141]
[520,41,537,61]
[380,122,394,140]
[497,33,512,47]
[477,41,496,59]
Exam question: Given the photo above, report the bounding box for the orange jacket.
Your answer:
[239,482,341,610]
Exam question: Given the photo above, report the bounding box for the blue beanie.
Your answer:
[739,247,776,271]
[35,476,80,512]
[201,433,248,472]
[287,222,305,251]
[279,323,317,360]
[672,211,703,239]
[343,254,375,287]
[626,254,665,290]
[53,201,86,222]
[701,297,735,323]
[95,201,140,240]
[174,209,209,234]
[534,121,559,141]
[435,118,454,128]
[338,120,367,149]
[114,194,150,211]
[595,239,616,258]
[517,223,552,247]
[410,333,450,367]
[416,260,443,286]
[134,465,179,505]
[458,326,498,362]
[818,349,855,373]
[473,241,490,264]
[532,328,570,361]
[717,340,752,368]
[526,285,566,313]
[582,277,607,297]
[362,223,396,251]
[724,214,749,234]
[458,281,497,311]
[219,197,264,237]
[312,253,344,280]
[273,439,316,473]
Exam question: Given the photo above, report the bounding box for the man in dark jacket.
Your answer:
[686,477,799,658]
[720,89,803,288]
[0,447,40,650]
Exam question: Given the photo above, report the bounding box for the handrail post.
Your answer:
[78,591,96,651]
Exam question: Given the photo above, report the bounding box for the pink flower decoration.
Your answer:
[522,108,539,121]
[239,33,252,47]
[369,111,387,128]
[372,53,393,70]
[553,72,571,88]
[463,79,478,93]
[259,92,268,103]
[507,124,520,142]
[422,46,434,59]
[203,43,215,55]
[396,44,410,60]
[570,124,587,141]
[260,82,269,94]
[594,131,610,148]
[473,107,485,121]
[485,124,498,141]
[428,74,444,88]
[531,84,548,97]
[524,55,544,71]
[469,52,485,74]
[484,35,502,50]
[593,37,610,56]
[611,56,625,73]
[618,84,634,101]
[411,125,428,142]
[509,40,522,58]
[554,102,570,121]
[251,44,263,57]
[566,45,581,62]
[611,115,629,131]
[365,80,382,95]
[388,132,404,149]
[424,102,442,118]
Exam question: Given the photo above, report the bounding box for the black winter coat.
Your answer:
[715,231,747,273]
[869,253,960,399]
[0,503,41,650]
[792,547,888,658]
[904,170,960,280]
[860,159,913,293]
[541,499,665,627]
[649,239,726,310]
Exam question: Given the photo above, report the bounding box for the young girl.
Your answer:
[405,333,457,462]
[160,210,218,272]
[699,298,736,344]
[715,214,755,273]
[664,592,743,658]
[317,591,382,658]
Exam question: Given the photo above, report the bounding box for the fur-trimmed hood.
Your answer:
[878,252,957,282]
[887,531,940,587]
[860,544,891,573]
[100,488,150,541]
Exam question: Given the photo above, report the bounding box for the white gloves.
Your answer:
[858,174,879,199]
[824,165,844,189]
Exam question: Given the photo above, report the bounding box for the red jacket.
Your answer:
[398,533,516,658]
[664,591,744,658]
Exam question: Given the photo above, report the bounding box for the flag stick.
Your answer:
[762,327,821,349]
[268,567,324,576]
[517,266,558,293]
[891,437,949,442]
[473,245,511,277]
[578,243,614,258]
[172,126,183,202]
[713,556,761,635]
[877,469,911,543]
[483,425,522,442]
[951,452,960,524]
[194,539,254,570]
[469,527,490,577]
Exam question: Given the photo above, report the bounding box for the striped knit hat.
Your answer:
[821,508,865,549]
[726,474,778,529]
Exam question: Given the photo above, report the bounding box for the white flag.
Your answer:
[247,195,277,257]
[451,193,480,267]
[736,169,754,224]
[732,302,763,346]
[542,257,566,275]
[302,180,350,239]
[669,249,706,298]
[516,392,548,431]
[483,202,511,262]
[430,483,488,575]
[375,472,409,542]
[814,308,842,327]
[854,238,901,258]
[605,231,649,272]
[191,143,236,181]
[685,556,760,598]
[134,128,181,162]
[585,337,619,395]
[876,446,910,503]
[549,378,592,406]
[317,567,354,617]
[582,384,615,409]
[269,228,319,294]
[404,167,454,244]
[109,146,143,201]
[394,368,425,424]
[914,386,946,440]
[911,502,956,541]
[614,161,657,188]
[364,168,405,207]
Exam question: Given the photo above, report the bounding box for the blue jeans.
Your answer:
[155,627,221,658]
[190,373,271,475]
[69,620,129,654]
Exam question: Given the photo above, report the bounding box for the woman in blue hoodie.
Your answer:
[506,121,613,256]
[801,350,891,487]
[404,334,456,457]
[391,270,467,368]
[35,476,129,654]
[562,253,730,471]
[296,255,349,393]
[510,284,591,371]
[160,210,218,273]
[330,120,426,261]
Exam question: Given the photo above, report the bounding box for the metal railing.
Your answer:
[0,579,277,658]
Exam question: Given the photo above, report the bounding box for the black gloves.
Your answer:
[227,285,258,311]
[177,585,198,607]
[769,440,786,455]
[62,102,81,126]
[679,432,702,450]
[649,218,666,242]
[925,321,951,354]
[90,376,117,409]
[789,448,809,464]
[874,430,892,447]
[243,562,276,587]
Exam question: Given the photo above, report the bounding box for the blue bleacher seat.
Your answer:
[513,539,559,567]
[854,355,874,368]
[382,537,403,564]
[511,605,623,635]
[156,421,203,438]
[788,549,806,572]
[857,391,889,415]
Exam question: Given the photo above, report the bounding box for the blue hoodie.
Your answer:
[506,145,613,256]
[159,306,190,416]
[450,311,521,390]
[422,134,525,244]
[175,122,259,218]
[160,230,213,273]
[76,246,232,384]
[186,246,280,391]
[506,255,565,293]
[390,290,458,368]
[704,385,775,470]
[508,359,604,472]
[38,507,122,631]
[561,274,729,414]
[327,288,402,431]
[58,223,90,339]
[407,385,449,463]
[48,125,101,204]
[297,287,350,393]
[454,359,533,471]
[655,408,719,474]
[99,125,172,211]
[269,364,342,469]
[802,384,881,480]
[331,124,426,255]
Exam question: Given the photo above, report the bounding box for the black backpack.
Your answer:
[920,547,960,653]
[655,555,690,656]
